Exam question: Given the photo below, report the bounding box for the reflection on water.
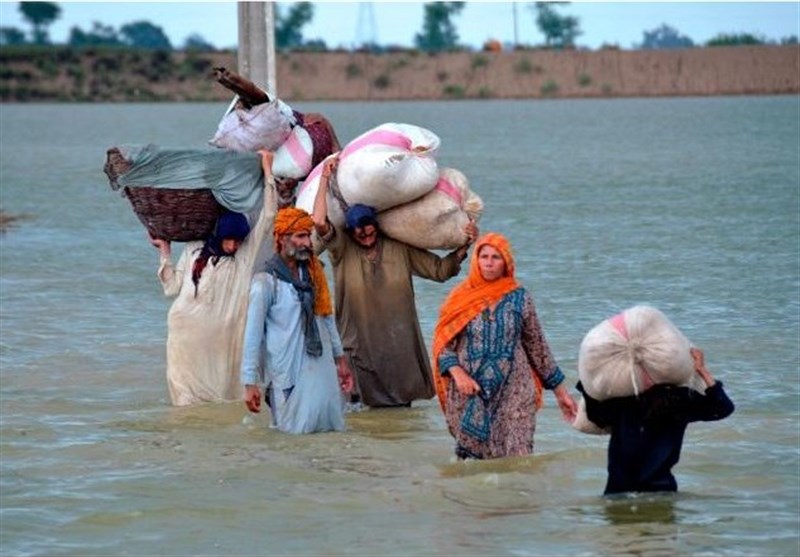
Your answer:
[1,98,798,557]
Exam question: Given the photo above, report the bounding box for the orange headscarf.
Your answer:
[431,232,543,413]
[273,207,332,316]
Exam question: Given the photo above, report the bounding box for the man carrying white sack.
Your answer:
[573,306,735,495]
[311,154,478,408]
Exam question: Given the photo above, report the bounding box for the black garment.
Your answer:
[576,380,734,495]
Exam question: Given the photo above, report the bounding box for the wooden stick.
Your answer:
[212,66,271,107]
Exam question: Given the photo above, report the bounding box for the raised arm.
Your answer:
[236,151,278,268]
[312,154,339,239]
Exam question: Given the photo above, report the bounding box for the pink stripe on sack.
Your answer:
[435,177,463,205]
[300,129,417,197]
[608,312,629,339]
[340,129,414,159]
[283,130,310,169]
[300,159,326,196]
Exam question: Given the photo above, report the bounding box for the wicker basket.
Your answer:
[104,147,222,242]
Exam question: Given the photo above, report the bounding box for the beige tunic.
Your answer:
[157,177,276,406]
[323,230,463,407]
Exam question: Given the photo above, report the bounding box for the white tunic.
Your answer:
[240,270,346,434]
[157,176,276,406]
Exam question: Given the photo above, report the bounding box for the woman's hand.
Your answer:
[690,347,716,387]
[449,365,480,397]
[553,384,578,423]
[149,233,170,258]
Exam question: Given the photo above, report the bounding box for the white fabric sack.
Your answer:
[295,123,441,225]
[271,125,314,179]
[578,305,704,401]
[209,99,296,152]
[377,167,484,250]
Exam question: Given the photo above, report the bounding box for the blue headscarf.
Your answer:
[215,210,251,242]
[191,211,251,296]
[344,204,378,230]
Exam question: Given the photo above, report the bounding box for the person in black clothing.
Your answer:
[576,347,734,495]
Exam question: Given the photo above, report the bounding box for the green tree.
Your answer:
[640,24,694,49]
[275,2,313,50]
[68,22,122,47]
[706,33,765,47]
[183,33,215,51]
[18,1,61,44]
[414,2,465,53]
[530,2,580,48]
[0,26,27,45]
[120,20,172,49]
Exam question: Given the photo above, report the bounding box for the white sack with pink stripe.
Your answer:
[295,122,441,225]
[577,305,705,402]
[377,167,483,250]
[271,126,314,179]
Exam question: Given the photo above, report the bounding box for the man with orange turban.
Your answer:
[240,207,354,434]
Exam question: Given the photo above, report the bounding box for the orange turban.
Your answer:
[273,207,332,316]
[431,232,543,413]
[274,207,314,242]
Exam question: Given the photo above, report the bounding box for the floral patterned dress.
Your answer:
[437,287,564,459]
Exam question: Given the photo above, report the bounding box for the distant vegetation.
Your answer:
[1,1,796,54]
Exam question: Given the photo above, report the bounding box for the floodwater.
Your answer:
[1,96,798,556]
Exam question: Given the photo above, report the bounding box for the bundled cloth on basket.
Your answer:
[208,87,340,181]
[105,144,267,242]
[572,305,706,434]
[209,97,297,153]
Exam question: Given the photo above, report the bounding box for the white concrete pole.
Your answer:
[237,1,277,97]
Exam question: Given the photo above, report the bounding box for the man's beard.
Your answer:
[286,244,312,261]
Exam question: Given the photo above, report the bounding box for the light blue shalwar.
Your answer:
[240,270,346,434]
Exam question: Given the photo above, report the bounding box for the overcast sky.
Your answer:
[1,1,798,50]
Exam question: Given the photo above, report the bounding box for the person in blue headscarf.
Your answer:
[149,152,278,406]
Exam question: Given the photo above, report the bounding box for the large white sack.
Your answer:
[271,125,314,179]
[377,167,484,250]
[209,99,296,152]
[295,123,441,225]
[578,305,704,401]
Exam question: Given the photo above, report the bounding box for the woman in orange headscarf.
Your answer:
[432,232,577,459]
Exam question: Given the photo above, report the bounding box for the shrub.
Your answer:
[443,84,465,98]
[345,62,362,78]
[577,73,592,87]
[540,79,559,96]
[373,74,390,89]
[471,54,489,69]
[514,58,533,74]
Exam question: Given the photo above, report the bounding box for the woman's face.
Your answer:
[477,244,506,282]
[221,238,242,255]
